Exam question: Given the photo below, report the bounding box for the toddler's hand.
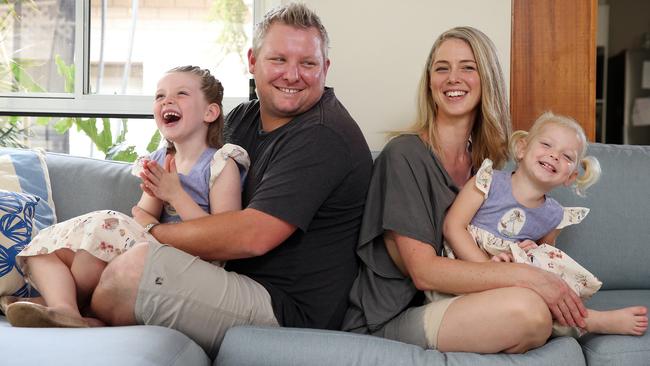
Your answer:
[518,239,539,252]
[491,253,514,262]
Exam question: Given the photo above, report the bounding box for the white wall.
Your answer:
[273,0,512,150]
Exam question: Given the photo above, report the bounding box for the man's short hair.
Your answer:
[252,2,329,59]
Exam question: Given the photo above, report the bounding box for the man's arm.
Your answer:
[134,206,296,261]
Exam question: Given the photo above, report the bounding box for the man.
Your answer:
[90,2,372,359]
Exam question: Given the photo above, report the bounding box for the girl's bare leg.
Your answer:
[585,306,648,336]
[9,249,107,327]
[70,250,107,307]
[24,249,82,319]
[436,287,552,353]
[70,250,107,326]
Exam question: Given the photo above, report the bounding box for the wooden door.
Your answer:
[511,0,597,140]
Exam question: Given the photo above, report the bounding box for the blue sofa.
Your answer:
[1,143,649,365]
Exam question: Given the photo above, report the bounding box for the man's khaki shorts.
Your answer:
[134,241,279,358]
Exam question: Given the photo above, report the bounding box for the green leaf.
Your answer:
[10,60,47,93]
[53,118,74,133]
[106,142,138,162]
[146,130,162,152]
[54,55,74,93]
[35,116,51,126]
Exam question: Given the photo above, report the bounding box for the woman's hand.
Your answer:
[525,267,587,328]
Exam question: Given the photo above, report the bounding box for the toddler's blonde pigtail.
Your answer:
[574,155,601,197]
[509,130,529,164]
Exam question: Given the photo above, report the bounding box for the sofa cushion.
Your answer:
[580,289,650,366]
[45,153,141,221]
[550,143,650,290]
[0,320,211,366]
[0,190,38,296]
[0,148,56,229]
[216,326,585,366]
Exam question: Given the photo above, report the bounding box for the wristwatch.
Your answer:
[143,222,159,233]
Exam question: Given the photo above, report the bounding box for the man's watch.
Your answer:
[143,222,159,233]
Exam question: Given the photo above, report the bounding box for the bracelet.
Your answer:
[143,222,159,233]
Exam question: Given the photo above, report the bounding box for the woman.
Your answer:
[342,26,586,353]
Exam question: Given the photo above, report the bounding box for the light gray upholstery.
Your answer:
[218,143,650,366]
[581,290,650,366]
[1,143,648,365]
[0,152,209,365]
[550,143,650,290]
[0,322,210,366]
[45,152,141,221]
[217,326,584,366]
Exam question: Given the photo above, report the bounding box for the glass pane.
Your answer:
[89,0,253,98]
[0,1,75,94]
[0,115,159,162]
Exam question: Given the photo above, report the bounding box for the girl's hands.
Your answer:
[139,154,184,204]
[491,240,539,262]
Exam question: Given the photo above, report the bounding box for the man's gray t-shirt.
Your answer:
[342,134,459,334]
[224,87,372,330]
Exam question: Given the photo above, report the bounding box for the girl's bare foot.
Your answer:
[585,306,648,336]
[84,317,105,327]
[0,296,45,314]
[6,302,88,328]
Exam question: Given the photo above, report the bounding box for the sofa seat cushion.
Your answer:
[216,326,585,366]
[0,318,210,366]
[581,289,650,366]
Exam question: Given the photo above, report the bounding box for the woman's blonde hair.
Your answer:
[402,26,511,169]
[510,111,601,196]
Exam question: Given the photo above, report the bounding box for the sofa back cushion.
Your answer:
[45,153,141,222]
[0,148,57,229]
[0,189,38,296]
[550,143,650,290]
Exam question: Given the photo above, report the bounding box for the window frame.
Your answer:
[0,0,252,118]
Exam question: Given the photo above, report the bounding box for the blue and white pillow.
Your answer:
[0,147,56,229]
[0,189,38,297]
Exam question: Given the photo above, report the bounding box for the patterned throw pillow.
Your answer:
[0,189,38,297]
[0,148,56,229]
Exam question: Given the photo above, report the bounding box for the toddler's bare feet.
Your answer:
[585,306,648,336]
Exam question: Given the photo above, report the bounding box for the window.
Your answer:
[0,0,255,159]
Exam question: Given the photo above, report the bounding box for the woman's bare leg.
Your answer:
[436,287,552,353]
